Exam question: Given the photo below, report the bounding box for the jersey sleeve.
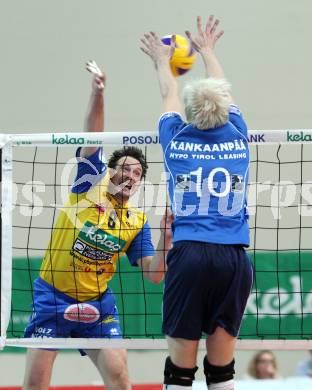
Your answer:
[126,220,155,266]
[158,112,184,148]
[229,104,248,138]
[72,147,107,194]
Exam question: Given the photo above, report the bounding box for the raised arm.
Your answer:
[140,33,182,114]
[185,15,234,104]
[80,60,106,158]
[137,211,174,284]
[186,16,225,78]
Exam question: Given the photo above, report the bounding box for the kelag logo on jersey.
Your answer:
[72,221,127,262]
[79,221,126,252]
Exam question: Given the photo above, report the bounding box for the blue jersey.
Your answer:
[159,105,250,246]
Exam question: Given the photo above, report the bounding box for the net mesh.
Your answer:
[4,135,312,347]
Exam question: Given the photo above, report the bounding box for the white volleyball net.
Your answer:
[1,129,312,350]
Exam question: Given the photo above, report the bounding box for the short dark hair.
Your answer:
[107,146,148,178]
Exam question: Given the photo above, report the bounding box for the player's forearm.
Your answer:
[200,48,225,79]
[80,90,104,157]
[146,233,171,283]
[84,89,104,133]
[156,59,178,102]
[201,48,234,103]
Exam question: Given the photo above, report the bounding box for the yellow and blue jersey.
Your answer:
[159,105,249,246]
[40,148,154,301]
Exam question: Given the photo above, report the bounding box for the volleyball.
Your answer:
[161,34,196,77]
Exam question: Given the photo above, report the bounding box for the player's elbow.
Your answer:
[145,271,164,284]
[152,272,164,284]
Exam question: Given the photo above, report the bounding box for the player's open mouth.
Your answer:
[118,181,132,192]
[120,180,131,188]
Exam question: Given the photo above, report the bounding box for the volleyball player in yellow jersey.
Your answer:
[23,61,173,390]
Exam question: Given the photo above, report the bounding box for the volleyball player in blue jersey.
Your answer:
[141,15,253,390]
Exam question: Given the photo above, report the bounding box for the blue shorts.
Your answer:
[162,241,253,340]
[24,278,122,343]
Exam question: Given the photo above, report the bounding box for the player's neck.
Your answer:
[111,193,129,207]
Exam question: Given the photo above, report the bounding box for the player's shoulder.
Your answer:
[228,104,248,139]
[229,104,243,117]
[127,205,149,227]
[67,191,87,204]
[158,112,187,145]
[159,111,183,120]
[158,111,184,128]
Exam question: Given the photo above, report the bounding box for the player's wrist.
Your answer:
[200,47,215,59]
[92,85,105,95]
[156,56,170,68]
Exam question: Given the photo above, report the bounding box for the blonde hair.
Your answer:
[182,78,231,130]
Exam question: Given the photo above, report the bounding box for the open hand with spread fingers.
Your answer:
[86,60,106,91]
[140,32,176,67]
[185,15,224,54]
